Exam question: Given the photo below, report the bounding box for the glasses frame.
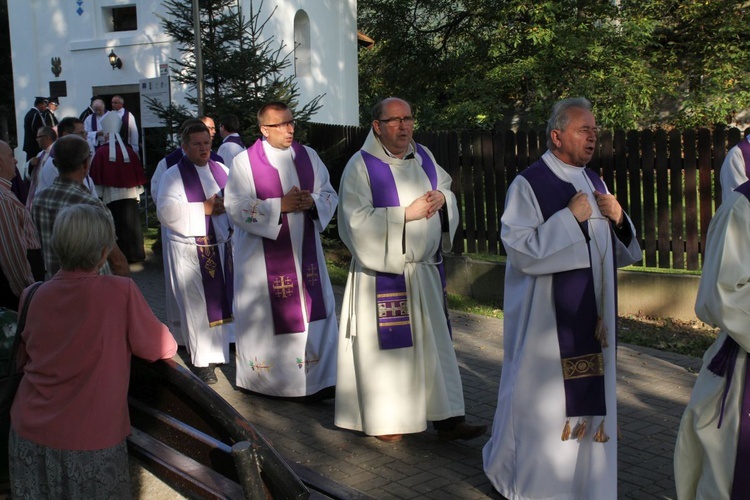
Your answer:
[263,120,296,129]
[378,116,415,127]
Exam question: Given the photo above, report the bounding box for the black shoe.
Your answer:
[437,422,487,441]
[195,366,218,385]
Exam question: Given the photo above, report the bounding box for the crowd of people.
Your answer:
[1,93,749,498]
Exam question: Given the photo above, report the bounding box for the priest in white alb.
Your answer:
[156,122,233,385]
[675,179,750,500]
[224,101,338,399]
[482,98,642,500]
[334,97,486,442]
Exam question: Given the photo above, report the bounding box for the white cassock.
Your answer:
[217,134,245,167]
[225,140,338,397]
[482,151,641,500]
[675,188,750,500]
[334,130,464,436]
[151,155,184,345]
[719,136,750,201]
[156,160,233,367]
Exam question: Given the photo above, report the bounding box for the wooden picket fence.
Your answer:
[306,123,750,271]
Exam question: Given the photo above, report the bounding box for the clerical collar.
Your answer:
[382,143,415,160]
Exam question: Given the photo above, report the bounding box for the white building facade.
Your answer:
[8,0,359,159]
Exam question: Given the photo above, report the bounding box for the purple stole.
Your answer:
[176,157,234,326]
[520,159,614,417]
[361,144,451,350]
[119,110,132,147]
[707,180,750,499]
[737,138,750,178]
[224,135,245,147]
[246,139,326,334]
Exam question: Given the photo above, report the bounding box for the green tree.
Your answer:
[358,0,750,130]
[153,0,322,142]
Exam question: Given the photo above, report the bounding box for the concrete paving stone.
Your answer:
[380,482,424,499]
[410,476,457,496]
[619,468,663,488]
[399,470,441,488]
[349,473,391,490]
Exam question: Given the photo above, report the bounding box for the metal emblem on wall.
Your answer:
[51,57,62,77]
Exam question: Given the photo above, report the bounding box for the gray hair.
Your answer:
[52,135,90,175]
[51,204,115,271]
[546,97,593,150]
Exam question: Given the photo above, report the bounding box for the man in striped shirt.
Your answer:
[0,140,43,310]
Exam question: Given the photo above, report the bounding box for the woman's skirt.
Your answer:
[9,428,131,499]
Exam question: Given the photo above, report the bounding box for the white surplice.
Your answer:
[482,151,641,500]
[156,160,233,367]
[675,189,750,500]
[224,140,338,397]
[719,136,750,201]
[334,130,465,436]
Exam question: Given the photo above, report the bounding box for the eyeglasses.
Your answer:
[378,116,415,127]
[576,126,600,135]
[263,120,296,129]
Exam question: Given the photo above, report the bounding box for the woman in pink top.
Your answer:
[9,204,178,499]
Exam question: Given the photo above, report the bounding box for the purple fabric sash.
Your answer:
[176,156,233,326]
[520,159,614,417]
[246,139,326,334]
[707,180,750,499]
[360,144,451,349]
[224,135,245,147]
[119,110,132,147]
[738,139,750,179]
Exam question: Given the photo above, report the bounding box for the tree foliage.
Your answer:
[152,0,322,142]
[358,0,750,130]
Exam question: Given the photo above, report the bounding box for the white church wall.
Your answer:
[8,0,358,159]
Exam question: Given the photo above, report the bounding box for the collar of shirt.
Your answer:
[382,143,414,160]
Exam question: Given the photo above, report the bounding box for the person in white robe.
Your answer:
[156,122,233,384]
[152,117,227,348]
[83,99,107,150]
[334,97,487,442]
[482,98,642,500]
[224,101,338,399]
[674,180,750,500]
[719,135,750,201]
[217,114,246,167]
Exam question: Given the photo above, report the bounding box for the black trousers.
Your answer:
[107,199,145,263]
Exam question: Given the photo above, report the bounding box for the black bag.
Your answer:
[0,282,42,486]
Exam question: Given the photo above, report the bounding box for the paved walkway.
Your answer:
[129,251,702,499]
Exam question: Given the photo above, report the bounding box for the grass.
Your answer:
[323,238,718,359]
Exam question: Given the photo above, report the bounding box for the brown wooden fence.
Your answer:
[306,123,750,271]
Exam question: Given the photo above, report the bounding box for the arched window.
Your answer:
[294,10,311,77]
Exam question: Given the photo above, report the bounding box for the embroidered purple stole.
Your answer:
[361,144,451,350]
[707,180,750,499]
[246,139,326,334]
[224,135,245,147]
[520,159,614,417]
[737,138,750,179]
[176,157,234,326]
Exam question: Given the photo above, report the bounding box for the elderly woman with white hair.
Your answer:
[9,203,177,499]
